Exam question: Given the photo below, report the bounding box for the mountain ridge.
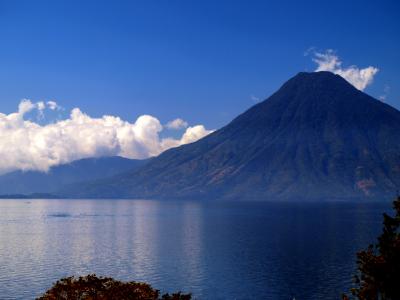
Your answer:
[0,156,148,195]
[62,72,400,200]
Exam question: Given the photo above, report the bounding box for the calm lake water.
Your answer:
[0,199,390,300]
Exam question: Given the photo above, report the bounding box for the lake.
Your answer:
[0,199,390,299]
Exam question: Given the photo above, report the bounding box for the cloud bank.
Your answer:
[311,49,378,91]
[0,100,213,175]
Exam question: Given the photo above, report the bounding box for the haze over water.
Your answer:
[0,199,388,300]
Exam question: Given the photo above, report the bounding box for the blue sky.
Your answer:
[0,0,399,129]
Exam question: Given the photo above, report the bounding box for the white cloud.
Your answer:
[36,101,46,119]
[165,118,189,130]
[181,125,213,144]
[47,100,63,111]
[19,99,35,115]
[161,125,214,150]
[0,100,213,175]
[37,101,45,111]
[311,49,379,91]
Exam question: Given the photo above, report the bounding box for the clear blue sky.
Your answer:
[0,0,399,129]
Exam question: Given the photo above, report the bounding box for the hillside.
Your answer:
[63,72,400,200]
[0,156,148,195]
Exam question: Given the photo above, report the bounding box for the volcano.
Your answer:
[65,72,400,200]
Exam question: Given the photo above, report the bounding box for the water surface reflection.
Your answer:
[0,199,388,299]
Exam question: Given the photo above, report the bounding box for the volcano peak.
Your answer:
[64,72,400,200]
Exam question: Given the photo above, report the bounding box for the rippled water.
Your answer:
[0,199,389,299]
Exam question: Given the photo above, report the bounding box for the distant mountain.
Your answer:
[0,156,148,195]
[63,72,400,200]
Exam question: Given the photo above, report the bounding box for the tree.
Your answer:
[37,274,191,300]
[343,196,400,300]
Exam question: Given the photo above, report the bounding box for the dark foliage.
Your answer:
[37,274,191,300]
[343,196,400,300]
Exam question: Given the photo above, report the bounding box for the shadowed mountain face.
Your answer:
[65,72,400,200]
[0,157,148,195]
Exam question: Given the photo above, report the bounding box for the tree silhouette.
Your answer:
[37,274,191,300]
[343,196,400,300]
